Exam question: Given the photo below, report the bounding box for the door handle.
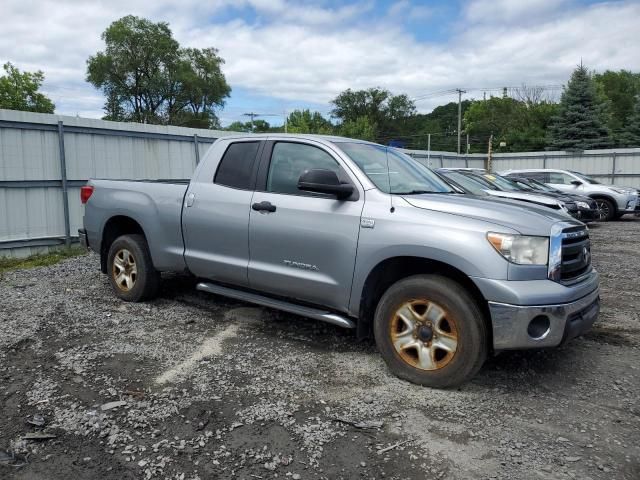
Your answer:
[252,201,276,213]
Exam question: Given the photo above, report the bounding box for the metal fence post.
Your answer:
[611,151,617,183]
[543,154,547,169]
[57,121,71,247]
[194,134,200,165]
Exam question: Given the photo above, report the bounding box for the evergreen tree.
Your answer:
[547,65,612,151]
[618,95,640,147]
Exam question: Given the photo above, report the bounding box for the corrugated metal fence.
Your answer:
[2,108,640,257]
[0,110,229,257]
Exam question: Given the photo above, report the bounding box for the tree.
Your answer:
[594,70,640,142]
[86,15,230,127]
[0,62,54,113]
[547,65,612,151]
[286,109,333,134]
[225,119,272,133]
[464,97,558,152]
[338,116,377,141]
[330,87,415,141]
[618,95,640,147]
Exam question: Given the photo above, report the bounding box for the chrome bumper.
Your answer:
[489,287,600,350]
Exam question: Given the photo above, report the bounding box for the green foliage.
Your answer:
[225,119,273,133]
[594,70,640,143]
[331,87,415,141]
[86,16,230,128]
[0,62,55,113]
[547,65,612,151]
[464,97,559,152]
[618,95,640,147]
[337,116,377,141]
[286,109,333,134]
[400,101,471,150]
[0,247,85,275]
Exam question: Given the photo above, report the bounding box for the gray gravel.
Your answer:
[1,218,639,479]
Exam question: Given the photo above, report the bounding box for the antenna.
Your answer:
[386,147,395,213]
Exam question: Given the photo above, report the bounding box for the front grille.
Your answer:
[560,226,591,281]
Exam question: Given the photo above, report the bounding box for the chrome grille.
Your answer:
[560,226,591,281]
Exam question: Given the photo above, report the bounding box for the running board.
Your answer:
[196,282,356,329]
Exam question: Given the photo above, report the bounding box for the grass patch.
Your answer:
[0,246,86,274]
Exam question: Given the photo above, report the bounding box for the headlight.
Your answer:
[487,233,549,265]
[576,201,590,209]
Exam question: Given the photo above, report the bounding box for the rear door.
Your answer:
[182,139,262,286]
[248,140,364,310]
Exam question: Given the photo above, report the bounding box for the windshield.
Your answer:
[438,171,488,196]
[479,173,524,192]
[570,171,601,184]
[339,143,454,194]
[526,178,557,192]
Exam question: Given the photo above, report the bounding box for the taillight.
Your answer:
[80,185,94,204]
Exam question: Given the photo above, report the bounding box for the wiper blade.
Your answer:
[397,190,454,195]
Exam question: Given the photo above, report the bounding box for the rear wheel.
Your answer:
[373,275,487,388]
[594,198,615,221]
[107,234,160,302]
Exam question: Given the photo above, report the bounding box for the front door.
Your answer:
[248,140,363,310]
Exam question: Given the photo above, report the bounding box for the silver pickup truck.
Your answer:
[79,134,600,387]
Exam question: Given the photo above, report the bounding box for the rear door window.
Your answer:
[214,141,261,190]
[548,172,574,184]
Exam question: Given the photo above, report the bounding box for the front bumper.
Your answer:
[489,287,600,350]
[616,194,638,213]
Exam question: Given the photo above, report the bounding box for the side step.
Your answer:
[196,282,356,329]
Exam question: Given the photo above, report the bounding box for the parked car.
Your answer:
[505,176,597,222]
[500,169,639,221]
[438,169,575,217]
[79,135,600,388]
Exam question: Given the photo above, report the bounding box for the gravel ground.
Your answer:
[1,218,639,480]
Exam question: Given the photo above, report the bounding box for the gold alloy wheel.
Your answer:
[112,248,137,292]
[389,299,459,370]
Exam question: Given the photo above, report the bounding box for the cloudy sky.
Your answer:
[1,0,639,126]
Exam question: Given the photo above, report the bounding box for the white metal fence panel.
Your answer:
[0,109,228,257]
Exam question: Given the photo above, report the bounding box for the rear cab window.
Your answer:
[214,141,261,190]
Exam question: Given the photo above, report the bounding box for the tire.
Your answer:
[107,234,160,302]
[594,198,616,222]
[373,275,487,388]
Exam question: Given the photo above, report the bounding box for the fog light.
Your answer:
[527,315,551,340]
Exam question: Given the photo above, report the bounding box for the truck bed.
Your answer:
[84,179,190,272]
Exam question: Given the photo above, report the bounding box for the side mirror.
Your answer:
[570,180,582,186]
[298,169,354,199]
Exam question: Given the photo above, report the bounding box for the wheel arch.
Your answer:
[588,193,618,213]
[100,215,146,273]
[356,256,492,346]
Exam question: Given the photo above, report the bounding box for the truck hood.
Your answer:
[403,193,578,235]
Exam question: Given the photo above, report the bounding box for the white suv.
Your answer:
[500,169,638,221]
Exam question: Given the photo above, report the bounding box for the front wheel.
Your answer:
[107,234,160,302]
[594,198,615,221]
[373,275,487,388]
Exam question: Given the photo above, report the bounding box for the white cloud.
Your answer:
[0,0,638,121]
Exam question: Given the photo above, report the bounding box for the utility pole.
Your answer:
[486,134,493,172]
[466,133,470,154]
[427,133,431,167]
[456,89,466,155]
[284,110,288,133]
[243,112,257,132]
